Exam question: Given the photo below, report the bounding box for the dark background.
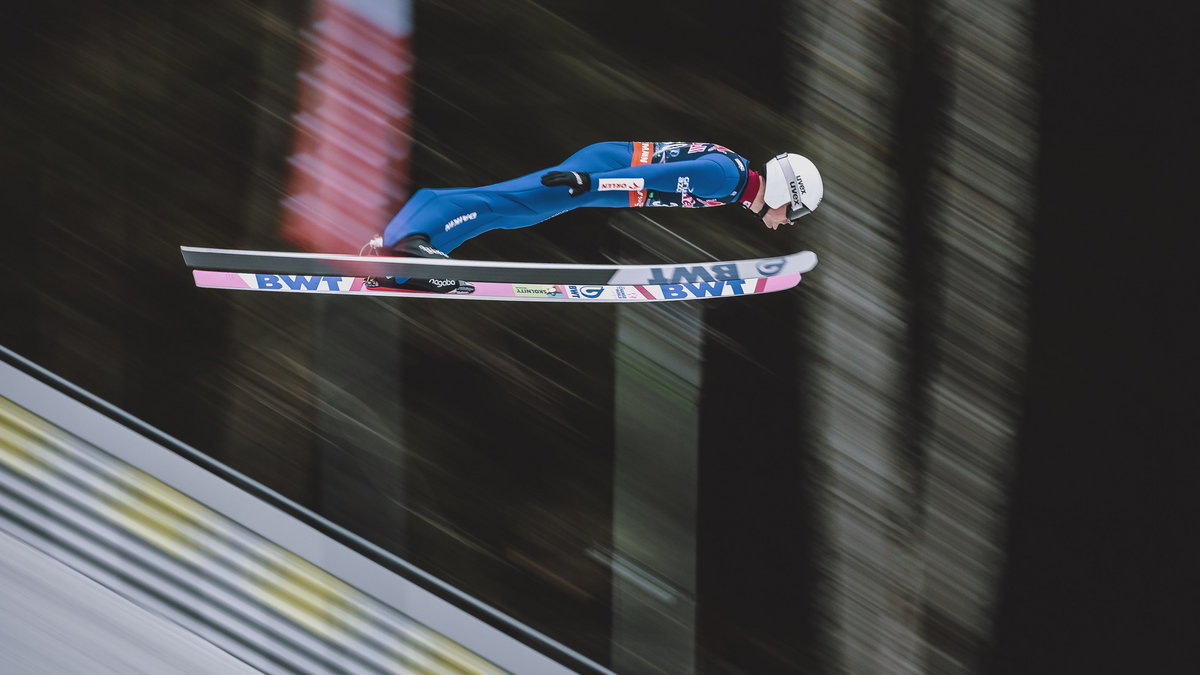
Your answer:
[2,0,1198,672]
[992,2,1200,673]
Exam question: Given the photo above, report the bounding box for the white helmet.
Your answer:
[763,153,823,220]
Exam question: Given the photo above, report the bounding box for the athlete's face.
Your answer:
[762,203,794,230]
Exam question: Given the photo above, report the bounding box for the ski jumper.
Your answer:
[381,142,761,254]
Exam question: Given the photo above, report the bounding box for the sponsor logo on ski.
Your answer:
[443,211,477,232]
[755,258,786,276]
[598,178,645,191]
[676,176,691,194]
[646,263,739,284]
[568,285,605,299]
[513,285,563,298]
[661,280,747,299]
[255,274,344,291]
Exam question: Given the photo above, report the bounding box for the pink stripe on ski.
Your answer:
[193,270,251,289]
[633,285,654,299]
[471,282,518,297]
[763,274,802,291]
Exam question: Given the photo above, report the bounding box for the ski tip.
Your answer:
[796,250,818,273]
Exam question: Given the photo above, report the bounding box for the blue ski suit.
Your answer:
[382,142,760,254]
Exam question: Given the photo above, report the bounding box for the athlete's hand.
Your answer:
[541,171,591,197]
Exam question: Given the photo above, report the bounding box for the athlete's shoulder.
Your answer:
[652,142,745,161]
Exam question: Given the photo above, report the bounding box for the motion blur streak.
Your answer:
[793,1,1035,673]
[280,0,413,252]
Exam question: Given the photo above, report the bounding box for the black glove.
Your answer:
[541,171,591,197]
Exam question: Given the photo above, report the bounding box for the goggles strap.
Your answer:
[777,155,804,213]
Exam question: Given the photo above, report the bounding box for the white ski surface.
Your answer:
[181,246,817,286]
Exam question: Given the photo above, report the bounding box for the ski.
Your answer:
[191,270,804,303]
[180,246,817,286]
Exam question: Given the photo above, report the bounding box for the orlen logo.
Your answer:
[444,211,477,232]
[598,178,645,191]
[755,258,786,276]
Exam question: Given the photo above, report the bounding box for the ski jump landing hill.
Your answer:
[0,345,610,675]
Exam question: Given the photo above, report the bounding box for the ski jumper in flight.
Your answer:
[365,141,824,293]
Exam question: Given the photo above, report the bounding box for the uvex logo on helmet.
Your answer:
[789,177,806,205]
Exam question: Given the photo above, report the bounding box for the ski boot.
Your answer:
[362,234,475,294]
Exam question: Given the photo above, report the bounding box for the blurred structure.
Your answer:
[608,220,712,672]
[0,349,607,674]
[0,1,1051,673]
[0,526,258,674]
[793,1,1035,672]
[281,0,414,253]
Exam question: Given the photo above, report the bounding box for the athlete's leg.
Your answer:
[382,142,638,254]
[381,187,491,247]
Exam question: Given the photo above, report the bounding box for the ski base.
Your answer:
[192,271,803,303]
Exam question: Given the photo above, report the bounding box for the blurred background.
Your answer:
[2,0,1197,673]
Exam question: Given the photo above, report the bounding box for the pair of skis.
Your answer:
[181,246,818,304]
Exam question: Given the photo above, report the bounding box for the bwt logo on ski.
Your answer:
[255,274,344,291]
[443,211,477,232]
[647,263,741,284]
[661,280,747,299]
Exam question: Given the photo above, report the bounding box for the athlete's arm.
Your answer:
[588,154,740,199]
